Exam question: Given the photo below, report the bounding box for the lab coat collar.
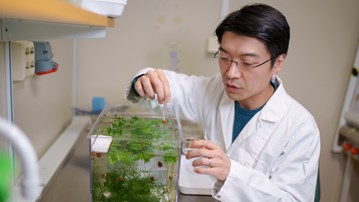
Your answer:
[257,75,287,123]
[219,75,287,150]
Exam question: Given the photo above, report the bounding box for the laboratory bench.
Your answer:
[38,115,217,202]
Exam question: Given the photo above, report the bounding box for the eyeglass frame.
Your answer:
[214,50,272,70]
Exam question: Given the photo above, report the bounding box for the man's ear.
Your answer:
[272,54,286,74]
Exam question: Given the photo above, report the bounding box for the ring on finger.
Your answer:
[208,158,212,167]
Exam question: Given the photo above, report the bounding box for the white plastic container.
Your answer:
[81,0,127,17]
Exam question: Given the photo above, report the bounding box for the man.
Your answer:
[126,3,320,201]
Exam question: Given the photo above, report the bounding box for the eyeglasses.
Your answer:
[214,51,272,71]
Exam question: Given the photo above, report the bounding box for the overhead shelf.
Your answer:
[0,0,116,41]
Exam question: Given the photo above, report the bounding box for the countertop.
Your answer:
[38,116,217,202]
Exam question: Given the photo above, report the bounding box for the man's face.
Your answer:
[218,32,283,109]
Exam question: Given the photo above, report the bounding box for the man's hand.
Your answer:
[134,69,171,104]
[186,139,231,181]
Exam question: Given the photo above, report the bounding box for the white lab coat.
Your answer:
[126,68,321,202]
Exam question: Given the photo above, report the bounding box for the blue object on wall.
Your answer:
[92,97,105,113]
[33,41,58,75]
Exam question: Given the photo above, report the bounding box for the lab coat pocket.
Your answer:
[255,141,287,176]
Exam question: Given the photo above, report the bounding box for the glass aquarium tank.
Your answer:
[88,104,182,202]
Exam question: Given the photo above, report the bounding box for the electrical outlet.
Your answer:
[26,45,35,78]
[206,36,219,54]
[11,41,35,81]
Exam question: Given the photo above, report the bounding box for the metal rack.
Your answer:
[332,44,359,202]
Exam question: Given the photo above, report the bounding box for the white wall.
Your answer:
[0,40,74,157]
[75,0,359,201]
[75,0,222,108]
[1,0,357,201]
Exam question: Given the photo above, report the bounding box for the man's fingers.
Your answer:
[190,139,221,150]
[134,80,145,97]
[157,70,171,102]
[136,76,156,99]
[136,69,170,104]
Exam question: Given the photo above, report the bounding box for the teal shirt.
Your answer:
[232,102,263,143]
[232,81,278,143]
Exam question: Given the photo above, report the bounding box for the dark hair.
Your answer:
[215,3,290,65]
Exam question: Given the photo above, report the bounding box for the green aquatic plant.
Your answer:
[108,141,154,166]
[106,116,173,138]
[104,116,179,166]
[94,167,167,202]
[160,142,178,164]
[92,115,180,201]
